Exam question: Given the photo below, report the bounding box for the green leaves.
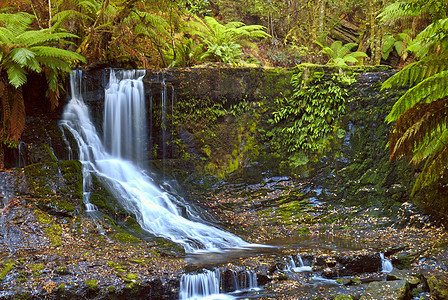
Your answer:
[317,41,368,67]
[382,2,448,193]
[0,11,86,149]
[268,67,347,158]
[186,15,270,65]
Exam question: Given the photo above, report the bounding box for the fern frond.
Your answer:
[407,17,448,57]
[52,10,93,30]
[8,48,41,72]
[386,70,448,122]
[337,42,358,58]
[5,62,27,88]
[412,129,448,194]
[0,27,14,44]
[36,56,72,72]
[378,2,422,24]
[382,54,448,90]
[389,97,448,160]
[18,30,79,47]
[78,0,101,15]
[9,89,25,142]
[0,12,34,36]
[29,46,87,63]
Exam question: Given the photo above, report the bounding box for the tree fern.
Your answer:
[385,69,448,122]
[316,41,368,67]
[186,15,269,65]
[0,11,85,154]
[382,2,448,192]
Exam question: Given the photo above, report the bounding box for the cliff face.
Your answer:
[9,66,446,224]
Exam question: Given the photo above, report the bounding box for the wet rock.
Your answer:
[422,270,448,300]
[336,277,362,286]
[337,253,382,275]
[256,273,270,286]
[386,269,420,287]
[360,279,409,300]
[390,253,413,270]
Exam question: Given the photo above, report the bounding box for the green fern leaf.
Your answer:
[36,56,72,72]
[9,48,41,72]
[0,12,34,36]
[0,27,14,44]
[5,63,27,88]
[30,46,86,63]
[386,70,448,122]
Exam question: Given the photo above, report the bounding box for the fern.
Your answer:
[382,2,448,193]
[386,68,448,120]
[0,11,86,151]
[186,15,269,65]
[317,41,368,67]
[378,2,422,24]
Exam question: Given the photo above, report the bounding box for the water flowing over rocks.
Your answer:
[1,66,448,299]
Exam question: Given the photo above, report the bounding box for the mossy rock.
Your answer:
[111,232,141,244]
[0,260,15,281]
[335,295,353,300]
[28,144,58,165]
[360,280,409,300]
[23,160,82,197]
[425,272,448,300]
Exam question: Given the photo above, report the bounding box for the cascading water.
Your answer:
[59,69,249,253]
[284,255,313,273]
[103,70,147,167]
[380,253,393,273]
[179,268,259,300]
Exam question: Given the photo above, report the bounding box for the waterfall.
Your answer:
[179,268,259,300]
[103,70,147,167]
[284,255,313,272]
[59,69,249,253]
[380,253,393,273]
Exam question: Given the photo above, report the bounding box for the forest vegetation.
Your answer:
[0,0,447,195]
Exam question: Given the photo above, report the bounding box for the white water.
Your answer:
[59,69,249,253]
[179,268,259,300]
[284,255,313,272]
[380,253,393,273]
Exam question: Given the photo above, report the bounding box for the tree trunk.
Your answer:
[368,0,382,65]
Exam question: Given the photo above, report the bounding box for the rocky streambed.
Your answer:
[1,164,448,300]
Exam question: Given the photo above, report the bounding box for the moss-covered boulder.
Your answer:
[16,160,83,217]
[423,270,448,300]
[360,280,409,300]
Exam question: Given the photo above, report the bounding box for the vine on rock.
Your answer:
[267,66,349,167]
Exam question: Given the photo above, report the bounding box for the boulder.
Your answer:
[337,253,382,275]
[360,280,409,300]
[422,270,448,300]
[386,269,420,287]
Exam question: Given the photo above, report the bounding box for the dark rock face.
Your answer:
[337,253,382,275]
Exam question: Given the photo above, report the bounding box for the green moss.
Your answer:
[34,209,53,224]
[0,261,15,281]
[56,266,69,275]
[334,295,353,300]
[111,232,141,244]
[123,273,139,283]
[84,279,98,290]
[107,261,127,273]
[124,217,143,233]
[18,271,29,283]
[58,283,66,291]
[107,285,116,293]
[37,219,63,247]
[30,263,44,277]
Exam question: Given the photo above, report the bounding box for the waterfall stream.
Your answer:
[59,69,249,253]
